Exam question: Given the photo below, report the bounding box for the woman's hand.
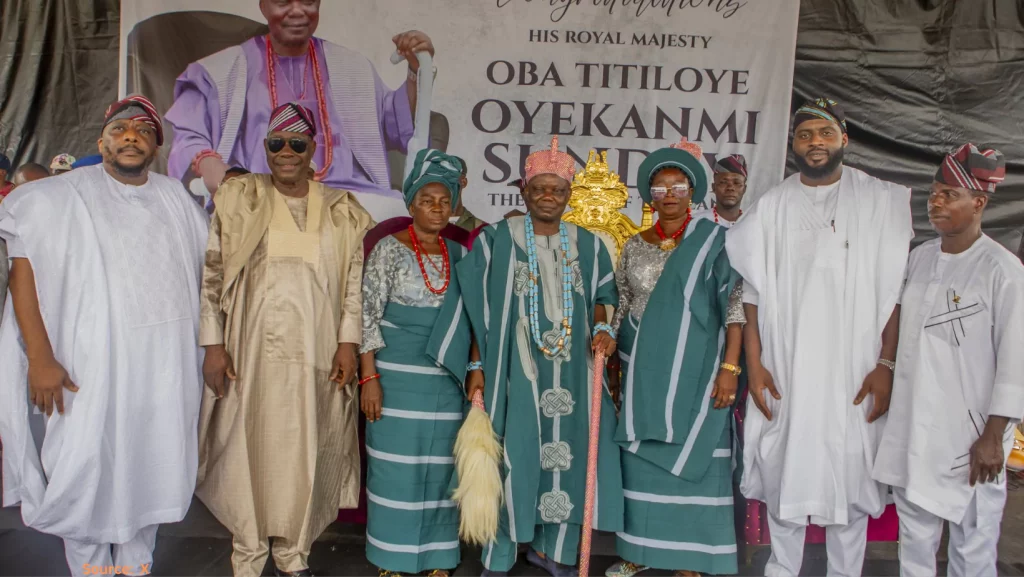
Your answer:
[361,378,383,422]
[710,368,739,410]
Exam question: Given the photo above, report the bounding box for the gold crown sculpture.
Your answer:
[562,150,653,254]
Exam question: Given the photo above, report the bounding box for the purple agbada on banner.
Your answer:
[165,35,414,200]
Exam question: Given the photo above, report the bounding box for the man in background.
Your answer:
[694,154,747,229]
[0,94,207,577]
[0,162,49,319]
[50,154,76,175]
[71,155,103,169]
[166,0,434,219]
[12,163,50,188]
[0,154,13,199]
[450,156,487,232]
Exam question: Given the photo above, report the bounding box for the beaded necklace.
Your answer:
[407,225,450,295]
[265,36,333,181]
[713,206,742,224]
[525,216,574,357]
[654,210,693,251]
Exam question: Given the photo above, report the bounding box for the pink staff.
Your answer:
[579,352,606,577]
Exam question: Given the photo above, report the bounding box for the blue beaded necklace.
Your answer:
[525,216,574,356]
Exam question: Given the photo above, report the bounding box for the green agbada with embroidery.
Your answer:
[428,217,623,571]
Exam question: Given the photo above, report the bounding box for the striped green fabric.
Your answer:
[614,218,739,573]
[430,219,624,572]
[366,299,468,573]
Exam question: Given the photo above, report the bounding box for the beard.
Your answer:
[795,146,844,180]
[104,143,154,178]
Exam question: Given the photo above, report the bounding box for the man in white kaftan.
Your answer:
[0,96,208,577]
[873,144,1024,577]
[726,98,913,577]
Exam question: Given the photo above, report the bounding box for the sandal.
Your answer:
[606,561,649,577]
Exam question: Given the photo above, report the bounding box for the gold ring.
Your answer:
[728,394,736,401]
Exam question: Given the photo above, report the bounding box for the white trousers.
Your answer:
[894,485,1005,577]
[764,511,869,577]
[63,525,159,577]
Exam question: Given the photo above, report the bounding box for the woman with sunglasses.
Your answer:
[359,149,473,577]
[605,139,745,577]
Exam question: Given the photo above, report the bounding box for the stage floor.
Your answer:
[1,476,1022,576]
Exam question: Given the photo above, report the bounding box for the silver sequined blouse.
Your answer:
[360,235,449,354]
[611,234,746,330]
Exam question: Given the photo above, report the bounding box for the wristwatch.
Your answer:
[720,363,742,376]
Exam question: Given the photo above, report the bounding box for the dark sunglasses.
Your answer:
[267,137,309,154]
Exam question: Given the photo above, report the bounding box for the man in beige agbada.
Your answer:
[198,102,372,577]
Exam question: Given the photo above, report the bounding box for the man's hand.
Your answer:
[710,369,739,410]
[466,368,485,401]
[361,377,383,422]
[854,365,893,423]
[198,156,228,196]
[969,431,1006,486]
[592,331,616,358]
[970,417,1011,486]
[28,358,78,415]
[748,362,781,421]
[330,343,359,390]
[392,31,434,72]
[202,345,236,399]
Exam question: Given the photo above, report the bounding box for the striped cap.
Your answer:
[713,154,748,178]
[268,103,317,137]
[794,97,847,134]
[936,143,1005,193]
[104,94,163,145]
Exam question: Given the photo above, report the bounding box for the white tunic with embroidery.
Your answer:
[873,236,1024,523]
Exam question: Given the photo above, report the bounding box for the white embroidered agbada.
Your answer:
[692,208,739,229]
[873,236,1024,523]
[0,165,208,544]
[726,166,913,526]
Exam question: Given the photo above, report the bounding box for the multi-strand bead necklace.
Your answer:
[525,216,574,357]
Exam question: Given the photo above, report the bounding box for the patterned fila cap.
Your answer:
[268,103,317,138]
[794,97,847,134]
[103,94,164,145]
[935,143,1006,194]
[713,154,748,178]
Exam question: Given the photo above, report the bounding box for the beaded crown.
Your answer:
[524,136,577,184]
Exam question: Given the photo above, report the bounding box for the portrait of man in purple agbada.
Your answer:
[164,0,434,217]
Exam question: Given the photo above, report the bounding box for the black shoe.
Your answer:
[275,569,314,577]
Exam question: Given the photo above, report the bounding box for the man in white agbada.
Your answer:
[873,144,1024,577]
[0,95,208,577]
[725,97,913,577]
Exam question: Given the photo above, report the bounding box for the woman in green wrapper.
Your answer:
[605,139,745,577]
[359,149,476,577]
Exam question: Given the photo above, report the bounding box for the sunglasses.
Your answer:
[267,137,310,154]
[650,184,690,202]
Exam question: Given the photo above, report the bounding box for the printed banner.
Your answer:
[121,0,799,222]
